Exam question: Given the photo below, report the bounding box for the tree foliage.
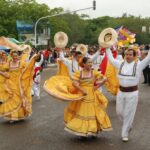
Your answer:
[0,0,150,45]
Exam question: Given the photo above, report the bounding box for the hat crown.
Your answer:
[54,31,68,48]
[98,28,118,48]
[104,33,112,42]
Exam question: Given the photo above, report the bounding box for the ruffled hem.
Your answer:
[4,107,32,121]
[4,113,31,121]
[64,127,99,137]
[65,115,112,132]
[64,126,112,137]
[64,93,112,135]
[64,109,112,136]
[44,75,85,101]
[0,96,21,117]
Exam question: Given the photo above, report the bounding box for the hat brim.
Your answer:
[98,28,118,48]
[76,44,87,55]
[54,32,68,48]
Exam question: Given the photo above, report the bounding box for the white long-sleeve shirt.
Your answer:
[59,50,102,76]
[35,54,44,67]
[87,51,100,62]
[87,51,104,70]
[106,48,150,87]
[116,54,123,61]
[59,51,81,77]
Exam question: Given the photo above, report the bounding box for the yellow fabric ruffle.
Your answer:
[44,60,85,101]
[64,92,112,136]
[44,75,85,101]
[104,62,119,96]
[56,60,70,76]
[0,68,22,117]
[21,53,29,63]
[0,63,10,103]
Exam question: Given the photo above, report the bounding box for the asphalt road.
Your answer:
[0,66,150,150]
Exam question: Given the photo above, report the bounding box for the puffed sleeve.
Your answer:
[72,71,80,81]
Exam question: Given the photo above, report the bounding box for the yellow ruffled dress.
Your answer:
[104,62,119,96]
[0,62,10,103]
[64,70,112,136]
[44,60,85,101]
[0,55,36,120]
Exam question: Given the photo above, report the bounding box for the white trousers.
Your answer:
[32,83,40,98]
[116,90,139,138]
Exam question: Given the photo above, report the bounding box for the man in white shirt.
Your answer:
[106,47,150,142]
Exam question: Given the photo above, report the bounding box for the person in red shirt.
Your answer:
[42,48,50,67]
[43,49,50,60]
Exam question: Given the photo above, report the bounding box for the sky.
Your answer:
[36,0,150,19]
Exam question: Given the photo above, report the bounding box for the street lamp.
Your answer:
[34,0,96,48]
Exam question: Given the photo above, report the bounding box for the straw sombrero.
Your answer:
[76,44,88,55]
[54,31,68,48]
[98,28,118,48]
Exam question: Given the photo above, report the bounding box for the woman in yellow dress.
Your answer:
[0,51,10,103]
[0,50,36,122]
[64,57,112,137]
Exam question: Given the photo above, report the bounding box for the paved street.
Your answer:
[0,67,150,150]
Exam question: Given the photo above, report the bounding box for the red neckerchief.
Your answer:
[33,66,42,80]
[100,49,117,75]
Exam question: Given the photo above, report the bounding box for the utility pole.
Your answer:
[34,0,96,48]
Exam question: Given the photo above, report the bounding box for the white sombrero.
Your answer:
[76,44,88,56]
[98,28,118,48]
[54,31,68,48]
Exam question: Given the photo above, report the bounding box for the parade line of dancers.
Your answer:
[1,28,150,142]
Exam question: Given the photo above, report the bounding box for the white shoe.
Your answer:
[122,137,128,142]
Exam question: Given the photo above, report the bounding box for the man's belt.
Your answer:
[119,85,138,92]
